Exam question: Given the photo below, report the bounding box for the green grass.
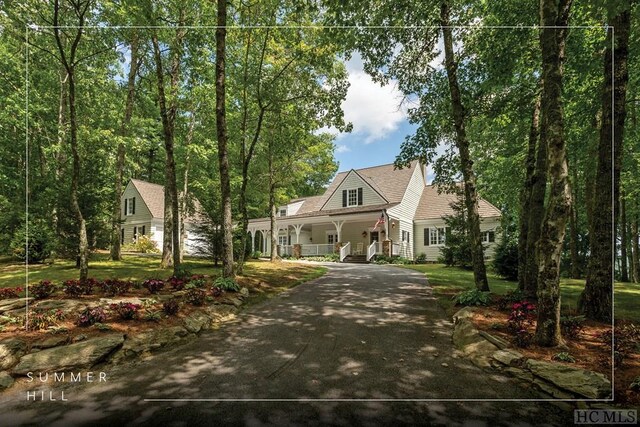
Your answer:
[400,263,639,322]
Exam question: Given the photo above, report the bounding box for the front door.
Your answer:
[370,231,379,244]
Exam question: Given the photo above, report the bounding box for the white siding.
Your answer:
[413,217,501,262]
[287,200,305,216]
[387,165,425,222]
[322,171,385,210]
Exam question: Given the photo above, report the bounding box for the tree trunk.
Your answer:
[440,1,489,292]
[568,166,580,279]
[53,67,68,239]
[620,195,629,282]
[534,0,572,347]
[111,31,139,261]
[53,0,89,281]
[180,108,197,263]
[580,8,630,321]
[216,0,235,278]
[269,187,278,262]
[518,93,541,291]
[632,209,640,283]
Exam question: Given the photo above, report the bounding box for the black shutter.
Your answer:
[121,228,124,244]
[124,199,128,216]
[141,225,146,235]
[132,197,136,214]
[357,188,363,205]
[489,231,495,243]
[424,228,429,246]
[342,190,347,207]
[133,226,137,241]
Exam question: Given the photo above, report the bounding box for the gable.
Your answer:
[321,170,386,210]
[121,181,153,220]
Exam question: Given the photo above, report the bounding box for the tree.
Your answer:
[534,0,572,347]
[215,0,234,278]
[580,4,631,321]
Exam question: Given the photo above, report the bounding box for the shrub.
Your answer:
[552,352,576,363]
[162,299,180,316]
[211,286,222,298]
[109,302,141,320]
[213,277,240,292]
[27,309,65,330]
[493,237,518,281]
[495,289,528,311]
[142,279,165,294]
[30,280,56,299]
[560,315,585,339]
[599,323,640,367]
[173,265,193,280]
[452,289,491,306]
[415,253,427,263]
[251,251,262,259]
[77,306,107,326]
[507,301,537,333]
[100,279,132,296]
[189,277,208,288]
[168,276,187,291]
[136,235,159,253]
[0,287,22,300]
[513,329,533,348]
[185,287,206,306]
[62,279,94,297]
[10,222,54,263]
[143,310,162,322]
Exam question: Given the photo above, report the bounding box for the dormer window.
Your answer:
[279,208,287,217]
[342,188,363,207]
[124,197,136,216]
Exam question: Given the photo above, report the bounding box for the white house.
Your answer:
[120,179,203,254]
[248,161,501,262]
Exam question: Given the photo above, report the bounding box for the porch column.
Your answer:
[260,230,269,253]
[331,220,345,243]
[249,228,256,253]
[292,224,304,244]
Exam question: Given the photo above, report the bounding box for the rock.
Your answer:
[0,338,27,370]
[12,334,124,374]
[452,318,484,348]
[478,331,510,350]
[33,336,69,349]
[34,300,88,312]
[492,349,525,367]
[504,367,534,383]
[183,311,211,334]
[0,372,14,390]
[219,296,243,308]
[204,304,238,323]
[239,287,249,298]
[441,363,449,367]
[112,326,190,362]
[99,297,146,306]
[73,334,88,343]
[0,298,33,314]
[452,307,476,324]
[532,378,575,399]
[452,318,499,368]
[526,359,611,399]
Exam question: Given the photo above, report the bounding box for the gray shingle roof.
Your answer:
[130,179,203,223]
[415,184,501,220]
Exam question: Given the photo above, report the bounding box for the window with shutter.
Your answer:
[141,225,146,235]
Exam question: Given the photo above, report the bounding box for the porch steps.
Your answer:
[342,254,369,264]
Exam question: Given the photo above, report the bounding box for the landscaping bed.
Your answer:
[0,259,326,391]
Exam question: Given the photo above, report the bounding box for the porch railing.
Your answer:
[340,241,351,262]
[367,242,376,261]
[278,245,293,256]
[300,244,335,256]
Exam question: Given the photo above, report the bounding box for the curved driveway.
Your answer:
[0,263,571,426]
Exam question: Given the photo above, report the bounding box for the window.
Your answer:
[278,236,288,246]
[124,197,136,216]
[133,226,138,242]
[429,227,447,246]
[342,188,363,207]
[402,230,410,242]
[279,208,287,217]
[483,230,496,243]
[327,233,338,244]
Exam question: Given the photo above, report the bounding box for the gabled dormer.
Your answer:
[320,169,388,210]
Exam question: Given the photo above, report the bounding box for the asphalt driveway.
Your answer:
[0,263,572,426]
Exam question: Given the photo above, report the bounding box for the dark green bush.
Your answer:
[493,237,518,281]
[213,277,240,292]
[10,222,54,263]
[452,289,491,306]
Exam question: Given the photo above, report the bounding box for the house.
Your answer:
[247,161,501,262]
[120,179,203,254]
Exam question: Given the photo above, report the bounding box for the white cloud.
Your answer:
[335,144,350,153]
[339,55,407,144]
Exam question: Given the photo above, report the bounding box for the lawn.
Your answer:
[400,263,639,322]
[0,254,327,303]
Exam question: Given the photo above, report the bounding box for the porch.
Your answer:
[248,212,410,262]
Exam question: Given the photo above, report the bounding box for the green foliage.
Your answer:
[552,352,576,363]
[173,266,193,280]
[27,309,66,330]
[163,299,180,316]
[493,236,518,281]
[439,197,473,269]
[452,289,491,306]
[251,251,263,259]
[560,315,586,339]
[185,287,206,306]
[415,253,427,263]
[77,306,107,327]
[30,280,57,300]
[122,235,159,254]
[10,222,54,263]
[373,255,412,265]
[213,277,240,292]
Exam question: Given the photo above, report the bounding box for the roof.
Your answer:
[414,184,502,220]
[129,179,203,223]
